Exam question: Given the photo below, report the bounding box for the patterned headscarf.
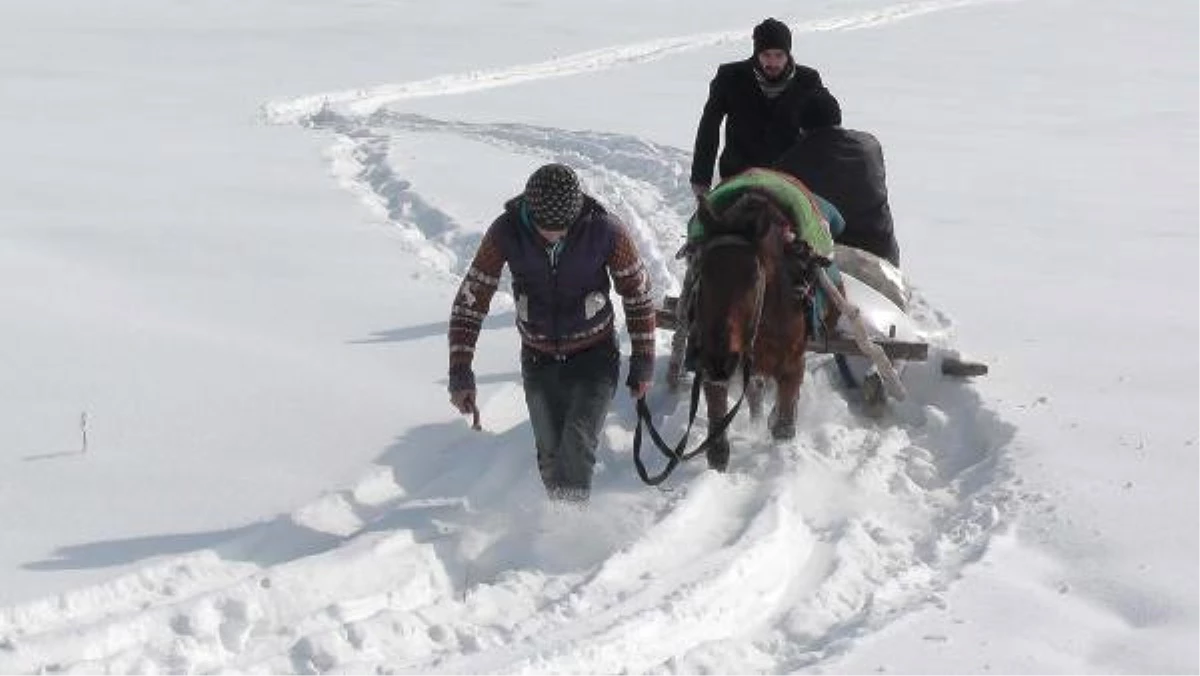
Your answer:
[524,163,584,232]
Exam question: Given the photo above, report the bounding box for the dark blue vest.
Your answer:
[494,198,618,354]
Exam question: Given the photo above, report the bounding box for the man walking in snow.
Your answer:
[447,164,656,503]
[689,17,830,196]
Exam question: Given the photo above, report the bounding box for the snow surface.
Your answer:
[1,0,1196,673]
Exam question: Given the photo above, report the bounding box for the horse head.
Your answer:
[691,189,788,382]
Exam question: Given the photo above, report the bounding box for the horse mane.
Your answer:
[694,187,799,325]
[695,188,788,245]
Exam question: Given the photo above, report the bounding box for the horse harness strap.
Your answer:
[633,364,753,486]
[632,260,766,486]
[700,233,756,254]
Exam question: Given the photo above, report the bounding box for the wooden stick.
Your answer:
[815,269,908,401]
[941,355,989,377]
[809,335,928,361]
[655,306,928,361]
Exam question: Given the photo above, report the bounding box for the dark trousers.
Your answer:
[521,340,619,499]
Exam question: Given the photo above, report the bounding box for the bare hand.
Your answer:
[629,381,652,400]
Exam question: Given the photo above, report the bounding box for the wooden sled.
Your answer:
[656,289,988,382]
[656,296,930,362]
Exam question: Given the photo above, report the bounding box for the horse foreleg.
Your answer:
[746,375,766,421]
[771,365,805,441]
[703,381,731,472]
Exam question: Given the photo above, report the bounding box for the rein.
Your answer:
[633,236,767,486]
[634,364,751,485]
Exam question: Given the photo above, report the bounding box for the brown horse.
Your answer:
[688,189,825,471]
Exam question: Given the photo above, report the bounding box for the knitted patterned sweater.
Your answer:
[448,196,656,392]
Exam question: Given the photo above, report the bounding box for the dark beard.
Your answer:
[754,58,795,83]
[763,66,790,83]
[753,60,796,98]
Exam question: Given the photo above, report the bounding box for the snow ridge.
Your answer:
[0,366,1016,673]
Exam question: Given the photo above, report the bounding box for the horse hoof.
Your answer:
[771,420,796,440]
[706,439,730,472]
[862,372,888,418]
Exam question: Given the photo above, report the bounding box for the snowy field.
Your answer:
[0,0,1195,673]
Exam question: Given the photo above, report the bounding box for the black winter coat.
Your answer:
[690,58,825,187]
[774,126,900,265]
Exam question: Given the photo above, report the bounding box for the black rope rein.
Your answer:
[633,233,765,486]
[633,191,821,486]
[633,362,752,486]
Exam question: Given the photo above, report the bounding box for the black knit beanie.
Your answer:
[753,18,792,55]
[801,89,843,129]
[524,163,584,232]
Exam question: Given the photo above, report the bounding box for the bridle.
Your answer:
[633,233,767,486]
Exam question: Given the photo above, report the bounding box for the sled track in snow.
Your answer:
[262,0,1008,126]
[305,108,694,299]
[262,0,1009,295]
[0,2,1023,673]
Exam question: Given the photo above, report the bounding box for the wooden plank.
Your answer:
[808,335,929,361]
[940,355,989,377]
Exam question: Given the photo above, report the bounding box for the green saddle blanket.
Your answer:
[687,168,835,259]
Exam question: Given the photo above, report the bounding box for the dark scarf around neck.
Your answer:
[753,59,796,99]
